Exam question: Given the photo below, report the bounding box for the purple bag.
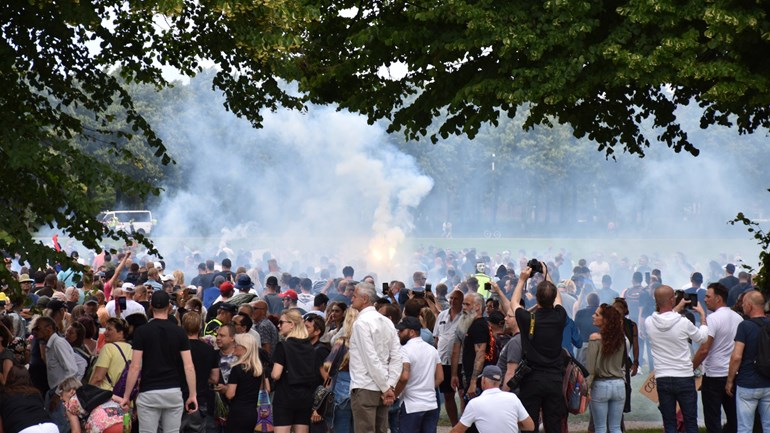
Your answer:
[108,343,140,400]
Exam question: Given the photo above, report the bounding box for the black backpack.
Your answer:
[751,318,770,378]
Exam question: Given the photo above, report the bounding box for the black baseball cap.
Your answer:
[151,291,170,309]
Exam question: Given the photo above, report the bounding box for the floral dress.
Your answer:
[65,394,126,433]
[8,336,27,365]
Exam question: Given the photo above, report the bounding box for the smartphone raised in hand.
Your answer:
[686,293,698,309]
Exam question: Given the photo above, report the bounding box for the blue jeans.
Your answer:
[589,378,626,433]
[736,386,770,433]
[388,398,400,433]
[398,405,439,433]
[333,372,353,433]
[656,376,698,433]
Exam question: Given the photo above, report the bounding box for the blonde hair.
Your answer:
[327,307,359,372]
[281,309,308,339]
[232,334,263,377]
[173,270,185,286]
[335,307,359,343]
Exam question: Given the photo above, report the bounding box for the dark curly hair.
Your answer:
[599,304,624,357]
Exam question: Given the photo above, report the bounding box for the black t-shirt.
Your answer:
[133,318,190,392]
[186,339,219,413]
[272,338,316,401]
[312,341,331,387]
[228,364,262,408]
[198,274,216,291]
[214,271,234,284]
[515,304,567,373]
[461,317,490,383]
[1,392,52,433]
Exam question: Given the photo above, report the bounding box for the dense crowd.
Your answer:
[0,244,767,433]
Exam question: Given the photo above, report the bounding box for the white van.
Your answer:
[97,210,154,235]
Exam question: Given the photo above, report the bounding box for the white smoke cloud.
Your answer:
[150,81,433,281]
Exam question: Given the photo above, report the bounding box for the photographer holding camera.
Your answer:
[645,285,708,433]
[510,260,567,433]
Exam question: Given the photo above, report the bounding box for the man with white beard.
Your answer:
[450,292,490,406]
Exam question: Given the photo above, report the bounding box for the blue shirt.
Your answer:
[562,316,582,356]
[735,317,770,389]
[203,286,220,309]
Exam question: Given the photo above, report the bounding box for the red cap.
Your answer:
[219,281,234,293]
[279,289,298,301]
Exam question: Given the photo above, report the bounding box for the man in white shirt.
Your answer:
[645,285,708,433]
[450,365,534,433]
[692,282,743,433]
[433,289,463,425]
[349,282,402,433]
[395,317,443,433]
[106,283,146,319]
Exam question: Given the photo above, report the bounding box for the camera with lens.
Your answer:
[527,259,543,276]
[507,359,532,390]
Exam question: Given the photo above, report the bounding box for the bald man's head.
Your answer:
[654,285,675,309]
[744,290,766,311]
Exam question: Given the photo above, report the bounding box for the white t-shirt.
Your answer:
[106,299,146,319]
[399,337,440,414]
[703,306,743,377]
[297,293,315,313]
[460,388,530,433]
[433,308,461,365]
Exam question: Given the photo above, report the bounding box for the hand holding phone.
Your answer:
[118,296,127,311]
[686,293,698,309]
[425,283,432,292]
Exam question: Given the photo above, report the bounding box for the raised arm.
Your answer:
[491,281,510,314]
[511,267,532,312]
[108,251,131,290]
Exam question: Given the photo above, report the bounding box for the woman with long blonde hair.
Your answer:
[320,307,359,433]
[271,309,315,433]
[223,334,264,433]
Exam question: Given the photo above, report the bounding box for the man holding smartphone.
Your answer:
[645,285,708,433]
[106,283,146,319]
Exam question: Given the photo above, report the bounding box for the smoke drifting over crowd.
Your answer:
[150,81,433,279]
[124,76,768,285]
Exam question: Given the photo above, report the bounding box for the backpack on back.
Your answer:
[751,318,770,378]
[563,353,589,415]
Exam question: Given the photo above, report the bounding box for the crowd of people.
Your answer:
[0,244,767,433]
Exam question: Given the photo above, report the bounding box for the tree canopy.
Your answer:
[290,0,770,157]
[3,0,770,293]
[0,0,306,280]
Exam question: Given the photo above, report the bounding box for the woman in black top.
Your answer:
[0,366,57,433]
[225,333,264,433]
[271,309,316,433]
